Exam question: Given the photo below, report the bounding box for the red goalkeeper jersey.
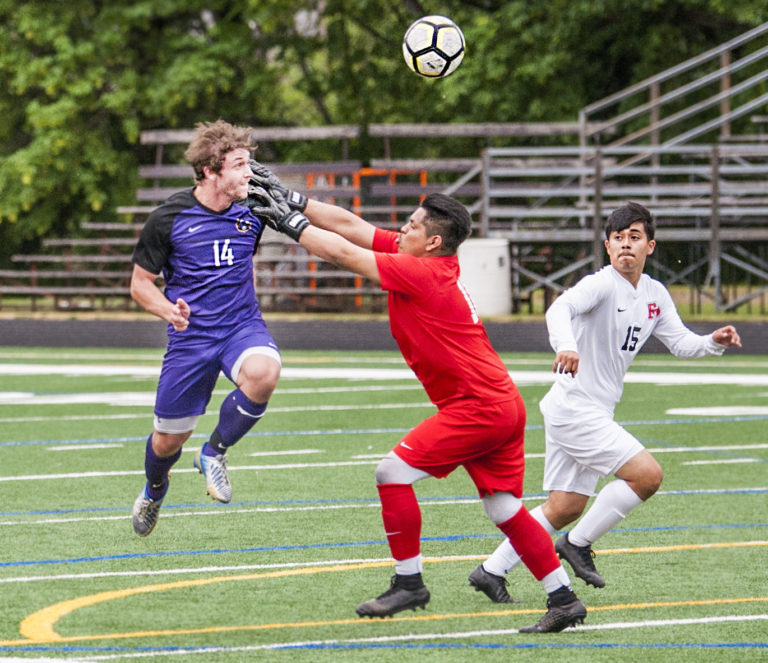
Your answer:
[372,228,519,409]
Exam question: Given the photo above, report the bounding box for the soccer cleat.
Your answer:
[194,443,232,503]
[468,564,520,603]
[555,534,606,588]
[132,487,163,537]
[518,595,587,633]
[356,575,431,618]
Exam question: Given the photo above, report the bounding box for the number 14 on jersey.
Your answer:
[213,239,234,267]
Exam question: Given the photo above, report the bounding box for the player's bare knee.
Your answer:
[544,493,588,528]
[560,503,586,526]
[643,464,664,497]
[239,360,281,401]
[546,501,584,528]
[152,431,189,457]
[636,456,663,498]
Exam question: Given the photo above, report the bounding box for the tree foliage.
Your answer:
[0,0,765,261]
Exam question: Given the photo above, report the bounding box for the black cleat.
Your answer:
[468,564,520,604]
[356,575,430,618]
[519,593,587,633]
[555,533,606,588]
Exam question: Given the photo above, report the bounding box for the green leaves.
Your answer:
[0,1,765,263]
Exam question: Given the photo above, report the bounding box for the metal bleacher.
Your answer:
[480,21,768,313]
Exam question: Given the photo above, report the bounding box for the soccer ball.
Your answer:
[402,15,465,79]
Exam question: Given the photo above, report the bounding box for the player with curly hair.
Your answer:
[130,120,281,537]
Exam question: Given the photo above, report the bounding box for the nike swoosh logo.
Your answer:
[618,307,628,312]
[400,442,413,450]
[236,405,263,419]
[188,225,202,232]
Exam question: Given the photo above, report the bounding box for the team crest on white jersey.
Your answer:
[648,302,660,318]
[235,217,253,233]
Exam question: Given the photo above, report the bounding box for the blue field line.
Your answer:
[2,413,768,448]
[1,522,765,569]
[1,487,766,519]
[0,643,765,655]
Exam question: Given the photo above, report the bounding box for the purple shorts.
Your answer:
[154,321,279,419]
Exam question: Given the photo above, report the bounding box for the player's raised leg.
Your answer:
[195,347,280,503]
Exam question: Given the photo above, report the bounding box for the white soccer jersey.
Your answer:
[540,265,724,422]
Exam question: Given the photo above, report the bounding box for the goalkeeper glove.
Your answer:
[249,160,308,212]
[246,183,289,227]
[273,210,310,242]
[246,183,309,241]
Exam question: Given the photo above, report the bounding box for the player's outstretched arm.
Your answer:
[304,199,376,250]
[262,206,379,283]
[298,225,380,284]
[712,325,741,348]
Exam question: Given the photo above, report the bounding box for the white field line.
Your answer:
[2,402,768,426]
[4,545,767,585]
[667,406,768,416]
[0,401,435,424]
[5,441,768,483]
[0,460,382,483]
[683,458,765,465]
[4,363,768,386]
[0,498,480,527]
[650,443,768,453]
[2,442,767,482]
[0,556,400,584]
[4,347,768,369]
[4,347,766,367]
[0,384,426,406]
[49,444,124,451]
[2,483,766,528]
[71,614,768,660]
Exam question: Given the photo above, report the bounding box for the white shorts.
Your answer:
[541,414,644,496]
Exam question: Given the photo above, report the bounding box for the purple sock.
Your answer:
[144,434,181,500]
[204,389,267,455]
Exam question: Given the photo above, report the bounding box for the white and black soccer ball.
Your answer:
[402,15,465,79]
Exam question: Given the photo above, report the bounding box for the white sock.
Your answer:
[483,505,556,576]
[568,479,643,547]
[541,565,572,594]
[395,554,422,576]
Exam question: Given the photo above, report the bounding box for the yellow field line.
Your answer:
[597,540,768,554]
[17,561,392,642]
[5,540,768,646]
[7,596,767,647]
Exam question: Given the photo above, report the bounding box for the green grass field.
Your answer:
[0,347,766,662]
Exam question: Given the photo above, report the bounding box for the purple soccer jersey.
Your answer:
[132,188,279,419]
[133,188,267,336]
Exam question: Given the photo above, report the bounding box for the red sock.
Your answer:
[377,483,421,561]
[497,506,560,580]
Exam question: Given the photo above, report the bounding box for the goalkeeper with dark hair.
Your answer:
[247,166,587,634]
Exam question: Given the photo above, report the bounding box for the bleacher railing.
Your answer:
[479,143,768,313]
